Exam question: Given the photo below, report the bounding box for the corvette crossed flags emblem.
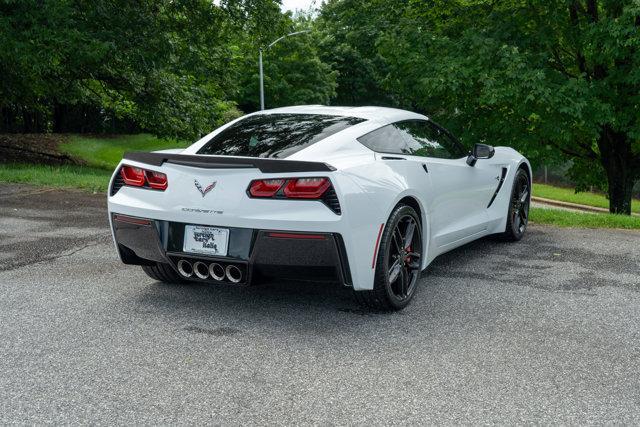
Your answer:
[194,180,216,197]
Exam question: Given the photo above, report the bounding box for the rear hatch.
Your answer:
[110,152,341,218]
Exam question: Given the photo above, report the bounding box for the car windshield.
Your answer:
[197,113,366,158]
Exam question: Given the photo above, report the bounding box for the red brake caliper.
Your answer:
[405,245,412,264]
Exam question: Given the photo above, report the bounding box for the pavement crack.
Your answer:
[0,235,109,272]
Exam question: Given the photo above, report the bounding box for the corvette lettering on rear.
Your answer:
[181,207,223,214]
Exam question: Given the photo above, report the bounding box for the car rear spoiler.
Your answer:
[123,152,336,173]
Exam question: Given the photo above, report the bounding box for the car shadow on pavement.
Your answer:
[131,234,515,335]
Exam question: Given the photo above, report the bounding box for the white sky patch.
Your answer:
[212,0,318,14]
[280,0,318,12]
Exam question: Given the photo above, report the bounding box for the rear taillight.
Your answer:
[145,170,168,190]
[119,165,168,191]
[121,165,145,187]
[247,176,340,214]
[248,177,331,199]
[284,178,330,199]
[248,179,286,197]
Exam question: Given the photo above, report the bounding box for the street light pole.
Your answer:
[259,48,265,111]
[259,30,311,111]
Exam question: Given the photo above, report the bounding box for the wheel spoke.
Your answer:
[519,207,527,223]
[520,188,529,203]
[399,266,408,297]
[391,226,403,254]
[388,258,402,284]
[514,213,521,231]
[403,219,416,249]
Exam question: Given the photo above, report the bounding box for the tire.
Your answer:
[141,262,186,283]
[354,204,423,311]
[500,168,531,241]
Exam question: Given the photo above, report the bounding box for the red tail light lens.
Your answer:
[246,176,339,213]
[249,179,285,197]
[145,170,168,190]
[248,177,332,199]
[284,177,330,199]
[119,165,168,191]
[121,165,145,187]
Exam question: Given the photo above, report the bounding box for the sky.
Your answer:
[280,0,318,12]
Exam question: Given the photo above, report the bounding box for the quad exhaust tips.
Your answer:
[175,259,243,283]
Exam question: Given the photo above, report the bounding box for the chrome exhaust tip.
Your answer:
[209,263,225,281]
[177,260,193,277]
[225,265,242,283]
[193,261,209,279]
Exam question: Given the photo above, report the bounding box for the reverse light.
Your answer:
[119,165,168,191]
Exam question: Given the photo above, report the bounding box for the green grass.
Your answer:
[60,133,188,170]
[529,207,640,229]
[533,183,640,214]
[0,164,111,192]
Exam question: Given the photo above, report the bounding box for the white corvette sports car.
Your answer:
[108,106,531,310]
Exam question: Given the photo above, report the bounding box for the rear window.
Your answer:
[197,113,366,158]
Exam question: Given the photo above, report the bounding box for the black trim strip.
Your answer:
[487,167,508,208]
[334,234,353,286]
[123,152,336,173]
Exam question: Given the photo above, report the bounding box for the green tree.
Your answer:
[377,0,640,214]
[228,9,337,112]
[0,0,242,139]
[315,0,401,106]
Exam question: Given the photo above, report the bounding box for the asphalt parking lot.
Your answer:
[1,183,639,424]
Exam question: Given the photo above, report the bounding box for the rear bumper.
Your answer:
[111,213,352,286]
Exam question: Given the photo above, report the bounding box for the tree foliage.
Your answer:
[1,0,639,213]
[315,0,640,214]
[0,0,335,139]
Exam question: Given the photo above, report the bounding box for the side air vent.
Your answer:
[487,167,508,208]
[322,187,342,215]
[110,171,125,196]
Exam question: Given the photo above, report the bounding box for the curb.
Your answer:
[532,196,640,217]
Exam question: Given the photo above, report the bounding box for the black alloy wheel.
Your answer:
[354,204,423,311]
[386,213,422,302]
[502,168,530,241]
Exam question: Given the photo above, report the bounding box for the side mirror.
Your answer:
[466,143,495,166]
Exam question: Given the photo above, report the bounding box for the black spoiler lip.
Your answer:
[123,152,336,173]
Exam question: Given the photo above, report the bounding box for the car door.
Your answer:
[394,120,499,248]
[356,122,433,221]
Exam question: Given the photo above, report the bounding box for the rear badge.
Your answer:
[194,180,216,197]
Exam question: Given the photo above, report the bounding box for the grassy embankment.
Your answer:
[1,134,638,229]
[529,207,640,229]
[0,134,186,192]
[534,183,640,214]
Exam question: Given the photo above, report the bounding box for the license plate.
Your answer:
[183,225,229,256]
